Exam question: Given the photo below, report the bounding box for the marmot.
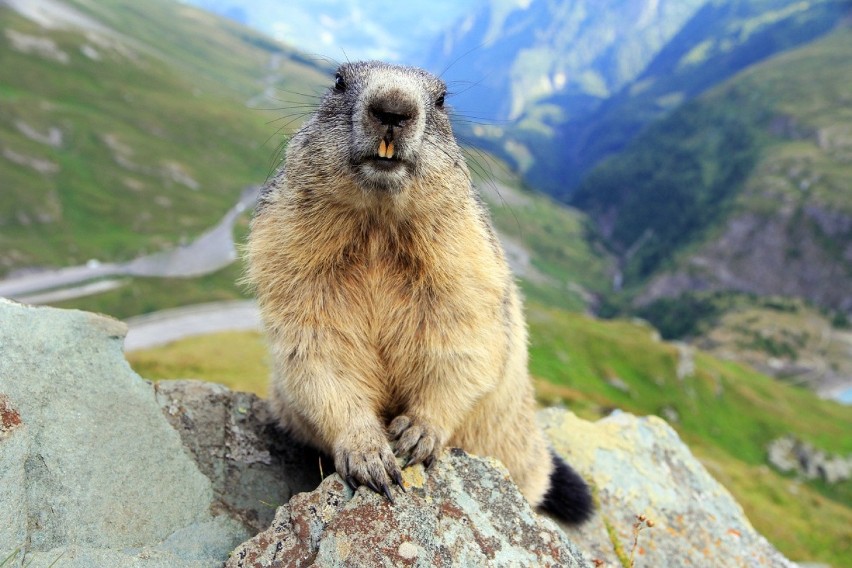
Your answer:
[246,61,592,523]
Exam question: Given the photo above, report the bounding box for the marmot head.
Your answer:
[288,61,463,195]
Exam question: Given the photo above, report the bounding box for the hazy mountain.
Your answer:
[429,0,849,195]
[425,0,707,121]
[537,0,850,193]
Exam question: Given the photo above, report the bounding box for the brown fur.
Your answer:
[246,62,552,505]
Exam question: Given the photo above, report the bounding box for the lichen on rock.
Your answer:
[540,408,796,567]
[226,450,589,568]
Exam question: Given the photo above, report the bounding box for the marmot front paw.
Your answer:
[388,415,443,469]
[334,431,404,502]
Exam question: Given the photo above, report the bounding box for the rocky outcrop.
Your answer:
[153,380,323,532]
[226,452,587,568]
[767,435,852,484]
[0,300,797,567]
[540,409,796,567]
[637,208,852,314]
[0,393,26,563]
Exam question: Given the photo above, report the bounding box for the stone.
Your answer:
[539,408,795,567]
[153,380,324,531]
[767,435,852,484]
[225,450,589,568]
[0,300,250,567]
[0,300,797,567]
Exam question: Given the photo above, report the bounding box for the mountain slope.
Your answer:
[534,0,849,193]
[573,23,852,314]
[693,298,852,399]
[0,0,328,276]
[427,0,849,195]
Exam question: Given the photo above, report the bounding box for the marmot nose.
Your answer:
[368,93,417,129]
[369,105,412,128]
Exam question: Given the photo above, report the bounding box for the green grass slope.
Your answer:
[527,304,852,564]
[467,153,614,311]
[0,0,327,275]
[697,299,852,390]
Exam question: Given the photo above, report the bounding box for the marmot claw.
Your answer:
[389,414,442,467]
[334,436,402,503]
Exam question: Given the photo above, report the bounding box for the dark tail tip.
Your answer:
[540,450,594,525]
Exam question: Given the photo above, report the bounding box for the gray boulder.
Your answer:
[153,381,589,567]
[0,393,26,563]
[540,408,796,567]
[0,300,250,567]
[223,404,798,568]
[767,435,852,484]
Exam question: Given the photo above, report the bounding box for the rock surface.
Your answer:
[0,300,797,567]
[226,451,588,568]
[0,300,250,567]
[540,408,796,567]
[767,435,852,484]
[636,209,852,315]
[153,380,323,532]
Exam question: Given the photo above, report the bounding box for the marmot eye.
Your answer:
[334,73,346,92]
[435,93,446,108]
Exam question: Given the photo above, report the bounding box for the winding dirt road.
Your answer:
[0,186,259,302]
[123,300,262,351]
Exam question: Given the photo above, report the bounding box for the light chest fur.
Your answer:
[250,169,512,426]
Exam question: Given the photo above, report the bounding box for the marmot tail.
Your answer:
[540,451,594,524]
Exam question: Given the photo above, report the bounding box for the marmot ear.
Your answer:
[334,73,346,92]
